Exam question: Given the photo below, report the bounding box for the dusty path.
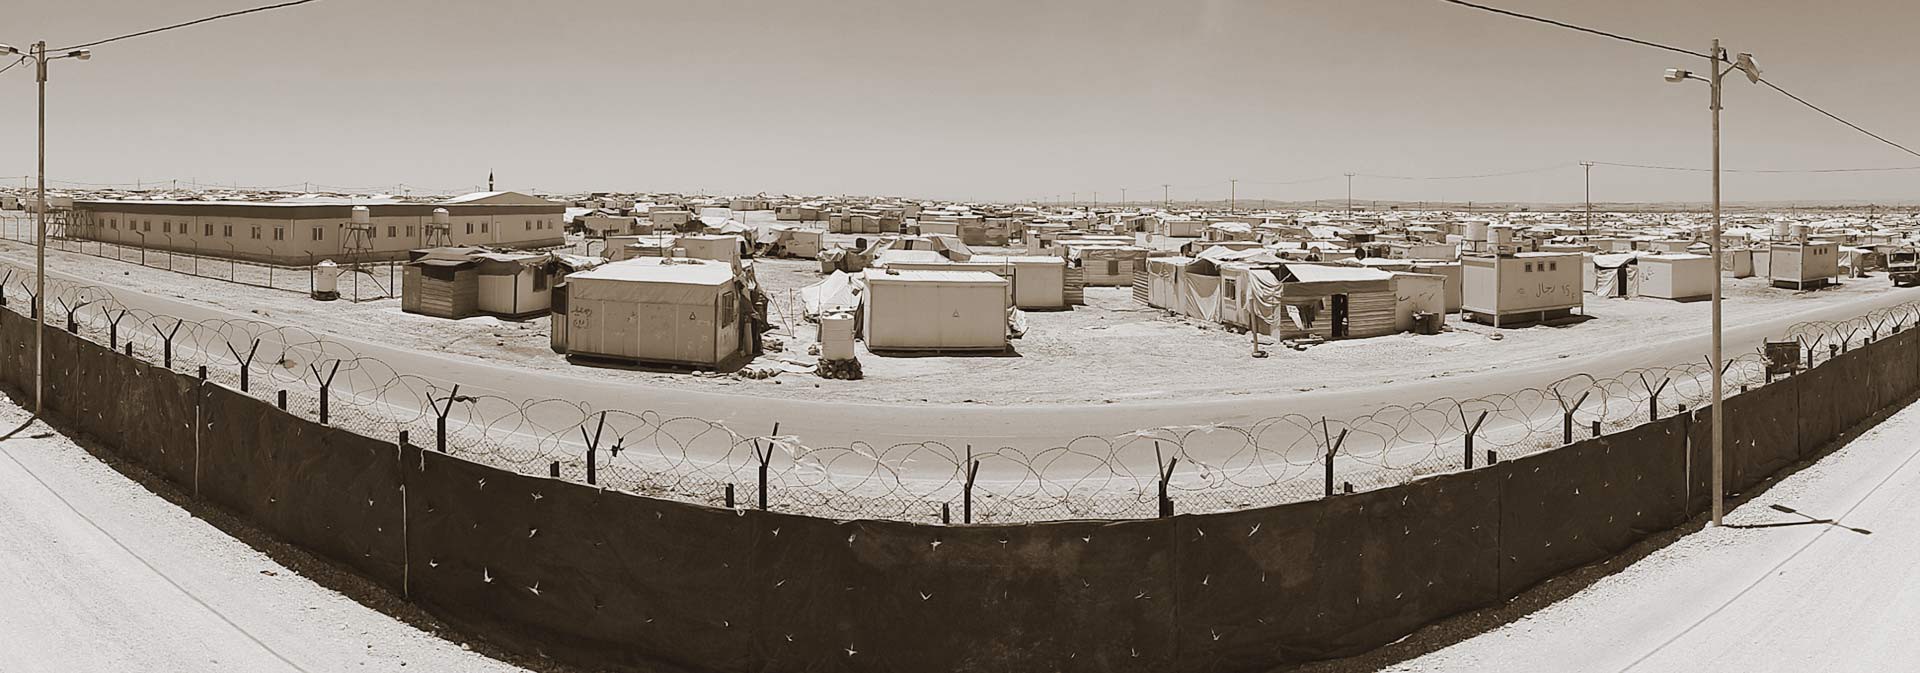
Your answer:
[1386,401,1920,673]
[0,403,530,673]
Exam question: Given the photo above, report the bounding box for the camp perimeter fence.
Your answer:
[8,262,1920,673]
[0,211,399,300]
[1,255,1917,524]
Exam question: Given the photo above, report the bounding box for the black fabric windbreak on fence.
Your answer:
[1499,414,1690,597]
[1173,468,1498,669]
[198,384,409,589]
[405,447,757,673]
[768,514,1176,673]
[8,304,1920,673]
[1687,376,1801,510]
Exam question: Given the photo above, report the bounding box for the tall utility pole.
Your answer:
[1581,161,1594,232]
[1707,40,1728,528]
[1119,188,1126,206]
[34,41,47,419]
[1229,178,1237,213]
[1162,184,1170,210]
[6,40,91,420]
[1345,173,1355,218]
[1666,40,1759,527]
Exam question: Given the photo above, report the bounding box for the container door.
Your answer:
[1331,293,1350,339]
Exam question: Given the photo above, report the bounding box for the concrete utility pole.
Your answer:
[3,40,89,420]
[1666,39,1760,527]
[1163,184,1170,210]
[1581,161,1595,232]
[1345,173,1355,218]
[1229,178,1237,213]
[1120,188,1126,206]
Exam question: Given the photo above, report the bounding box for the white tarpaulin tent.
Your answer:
[800,270,862,319]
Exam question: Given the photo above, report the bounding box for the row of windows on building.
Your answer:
[86,216,557,241]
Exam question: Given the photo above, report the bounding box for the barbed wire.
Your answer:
[2,254,1911,523]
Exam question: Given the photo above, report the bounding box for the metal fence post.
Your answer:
[226,338,261,392]
[1641,374,1671,422]
[108,310,127,350]
[962,444,979,524]
[753,422,779,511]
[1463,410,1488,469]
[154,319,183,370]
[1560,391,1590,446]
[580,410,606,487]
[1154,441,1178,517]
[1321,417,1348,498]
[309,360,341,424]
[429,384,460,453]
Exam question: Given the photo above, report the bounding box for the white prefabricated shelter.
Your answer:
[474,252,559,319]
[582,215,646,237]
[1409,261,1462,312]
[970,255,1069,310]
[861,269,1009,353]
[1461,252,1583,327]
[1723,248,1755,278]
[787,229,825,259]
[1391,272,1449,332]
[1637,254,1714,301]
[1143,256,1193,311]
[1071,245,1151,286]
[1769,243,1839,290]
[559,258,749,368]
[1388,242,1457,261]
[677,234,743,267]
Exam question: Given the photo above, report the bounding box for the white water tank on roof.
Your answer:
[1466,220,1489,242]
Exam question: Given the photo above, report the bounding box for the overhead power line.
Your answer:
[1436,0,1707,59]
[53,0,325,51]
[1437,1,1920,166]
[1591,160,1920,174]
[1357,163,1575,180]
[1755,78,1920,160]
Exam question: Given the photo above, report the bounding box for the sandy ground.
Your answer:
[4,229,1915,408]
[0,403,531,673]
[1385,401,1920,673]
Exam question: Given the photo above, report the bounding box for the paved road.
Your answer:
[21,252,1920,482]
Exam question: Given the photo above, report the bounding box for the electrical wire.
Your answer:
[52,0,325,52]
[1357,163,1576,180]
[1438,1,1920,167]
[1756,77,1920,160]
[0,56,26,76]
[1590,161,1920,174]
[1436,0,1708,59]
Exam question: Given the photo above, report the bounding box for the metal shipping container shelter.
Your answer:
[861,269,1009,353]
[561,258,748,369]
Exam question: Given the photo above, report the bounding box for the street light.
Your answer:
[1665,39,1760,528]
[2,41,91,420]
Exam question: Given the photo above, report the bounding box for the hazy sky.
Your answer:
[5,0,1919,204]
